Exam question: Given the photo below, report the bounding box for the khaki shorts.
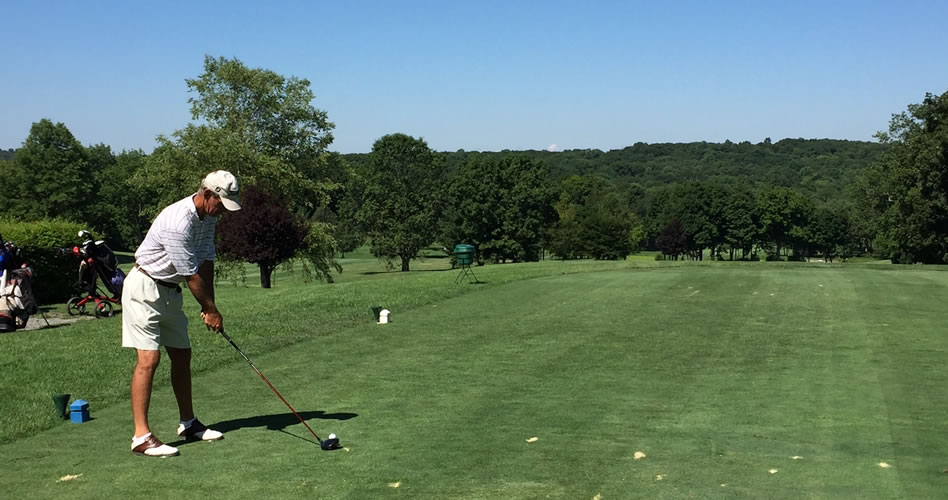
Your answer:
[121,267,190,350]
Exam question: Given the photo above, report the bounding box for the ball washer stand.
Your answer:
[219,328,341,451]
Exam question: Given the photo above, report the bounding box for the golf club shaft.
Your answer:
[218,329,323,443]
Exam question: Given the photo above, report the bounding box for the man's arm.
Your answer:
[186,260,221,331]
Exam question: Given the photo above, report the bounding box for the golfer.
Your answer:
[122,170,241,457]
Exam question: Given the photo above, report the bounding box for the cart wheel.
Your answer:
[95,301,114,318]
[66,297,85,316]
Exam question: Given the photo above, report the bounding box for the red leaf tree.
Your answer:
[656,218,687,261]
[217,185,309,288]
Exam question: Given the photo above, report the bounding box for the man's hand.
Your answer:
[201,310,223,332]
[187,265,220,332]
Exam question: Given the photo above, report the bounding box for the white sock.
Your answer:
[132,432,153,447]
[180,418,196,428]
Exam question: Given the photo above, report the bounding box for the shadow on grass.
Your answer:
[212,410,358,432]
[167,411,358,447]
[360,268,454,276]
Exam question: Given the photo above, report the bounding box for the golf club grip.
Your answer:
[219,329,323,442]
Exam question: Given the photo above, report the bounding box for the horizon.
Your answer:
[2,1,945,154]
[0,135,881,156]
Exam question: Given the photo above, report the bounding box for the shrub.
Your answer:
[0,218,87,303]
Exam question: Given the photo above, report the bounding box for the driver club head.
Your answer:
[320,436,341,451]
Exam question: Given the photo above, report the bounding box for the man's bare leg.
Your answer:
[131,349,161,437]
[166,346,195,422]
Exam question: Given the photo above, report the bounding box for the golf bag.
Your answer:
[65,230,123,318]
[0,238,38,331]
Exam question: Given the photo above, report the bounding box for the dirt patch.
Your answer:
[14,315,94,333]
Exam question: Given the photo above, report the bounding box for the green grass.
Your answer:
[1,258,945,498]
[1,254,651,444]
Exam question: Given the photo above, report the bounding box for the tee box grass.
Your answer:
[0,256,945,498]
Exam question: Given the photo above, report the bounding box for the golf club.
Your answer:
[218,328,340,451]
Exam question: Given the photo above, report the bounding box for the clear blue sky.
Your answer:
[2,1,946,153]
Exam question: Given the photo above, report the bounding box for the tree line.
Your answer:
[1,56,946,286]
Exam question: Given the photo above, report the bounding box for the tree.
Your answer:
[185,55,336,216]
[648,183,718,260]
[757,186,813,259]
[93,149,152,249]
[85,144,153,250]
[548,205,584,259]
[135,56,338,215]
[217,185,311,288]
[357,133,444,271]
[809,206,849,262]
[134,125,259,217]
[310,153,364,258]
[579,197,644,260]
[862,90,948,263]
[441,156,556,263]
[547,175,643,260]
[656,218,687,260]
[720,185,759,260]
[2,119,93,222]
[132,56,342,279]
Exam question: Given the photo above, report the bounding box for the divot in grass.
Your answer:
[388,481,401,488]
[878,462,891,469]
[57,474,82,482]
[655,474,665,481]
[526,437,539,443]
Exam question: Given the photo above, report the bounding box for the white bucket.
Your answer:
[379,309,391,324]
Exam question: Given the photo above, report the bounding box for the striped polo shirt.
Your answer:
[135,194,217,283]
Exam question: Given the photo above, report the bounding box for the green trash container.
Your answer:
[452,244,479,284]
[453,244,475,266]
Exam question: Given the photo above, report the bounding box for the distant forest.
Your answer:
[343,138,887,205]
[2,139,885,204]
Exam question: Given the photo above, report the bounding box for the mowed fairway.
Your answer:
[1,265,946,498]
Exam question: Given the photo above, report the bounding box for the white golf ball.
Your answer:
[328,433,336,440]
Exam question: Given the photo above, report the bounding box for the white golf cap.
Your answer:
[202,170,241,211]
